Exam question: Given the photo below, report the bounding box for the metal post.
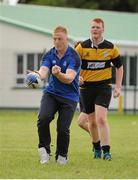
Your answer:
[118,95,123,114]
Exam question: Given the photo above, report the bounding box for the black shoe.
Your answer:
[93,149,102,159]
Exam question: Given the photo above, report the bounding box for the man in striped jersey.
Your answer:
[75,18,123,160]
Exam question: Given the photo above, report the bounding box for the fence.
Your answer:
[112,54,138,114]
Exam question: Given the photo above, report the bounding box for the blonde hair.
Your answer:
[53,26,68,34]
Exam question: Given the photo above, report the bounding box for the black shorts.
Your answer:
[79,97,86,113]
[80,84,112,114]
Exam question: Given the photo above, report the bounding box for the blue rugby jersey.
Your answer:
[41,46,81,102]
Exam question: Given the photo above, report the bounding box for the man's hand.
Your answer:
[52,65,61,75]
[113,86,121,98]
[79,76,84,85]
[52,66,76,84]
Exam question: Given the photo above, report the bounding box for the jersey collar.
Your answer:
[90,38,104,48]
[53,45,70,56]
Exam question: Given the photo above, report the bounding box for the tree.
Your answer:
[18,0,138,12]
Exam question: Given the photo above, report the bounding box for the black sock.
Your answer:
[92,141,101,151]
[102,145,110,154]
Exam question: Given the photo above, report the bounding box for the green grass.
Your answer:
[0,110,138,179]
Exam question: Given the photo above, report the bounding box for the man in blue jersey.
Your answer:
[26,26,81,165]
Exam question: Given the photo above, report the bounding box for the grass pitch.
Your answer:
[0,110,138,179]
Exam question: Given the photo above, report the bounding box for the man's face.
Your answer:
[90,21,104,40]
[53,32,68,51]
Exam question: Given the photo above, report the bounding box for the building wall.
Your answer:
[0,22,138,110]
[0,22,53,108]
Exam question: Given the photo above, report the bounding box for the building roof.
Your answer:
[0,4,138,45]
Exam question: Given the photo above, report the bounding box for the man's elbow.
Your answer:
[65,78,74,84]
[65,72,76,84]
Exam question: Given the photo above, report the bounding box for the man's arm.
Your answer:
[52,65,77,84]
[26,66,49,88]
[113,66,123,98]
[38,66,49,80]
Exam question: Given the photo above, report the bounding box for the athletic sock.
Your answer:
[92,141,101,151]
[102,145,110,154]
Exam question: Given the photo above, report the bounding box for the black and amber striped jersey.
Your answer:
[75,39,122,86]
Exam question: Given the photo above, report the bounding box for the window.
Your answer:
[129,56,137,86]
[16,53,43,87]
[122,56,127,86]
[111,55,138,87]
[16,53,138,88]
[27,54,34,71]
[17,55,23,74]
[111,56,125,84]
[38,53,42,69]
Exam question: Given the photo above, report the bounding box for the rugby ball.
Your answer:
[26,72,42,89]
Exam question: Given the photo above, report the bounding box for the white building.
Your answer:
[0,4,138,110]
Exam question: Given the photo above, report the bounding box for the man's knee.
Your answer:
[97,116,106,127]
[57,127,70,136]
[77,117,83,127]
[38,113,54,127]
[77,113,88,127]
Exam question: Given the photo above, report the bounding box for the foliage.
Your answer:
[19,0,138,12]
[0,111,138,178]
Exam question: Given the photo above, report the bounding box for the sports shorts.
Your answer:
[80,84,112,114]
[79,97,86,113]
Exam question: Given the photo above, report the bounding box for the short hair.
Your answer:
[53,26,68,34]
[92,18,104,28]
